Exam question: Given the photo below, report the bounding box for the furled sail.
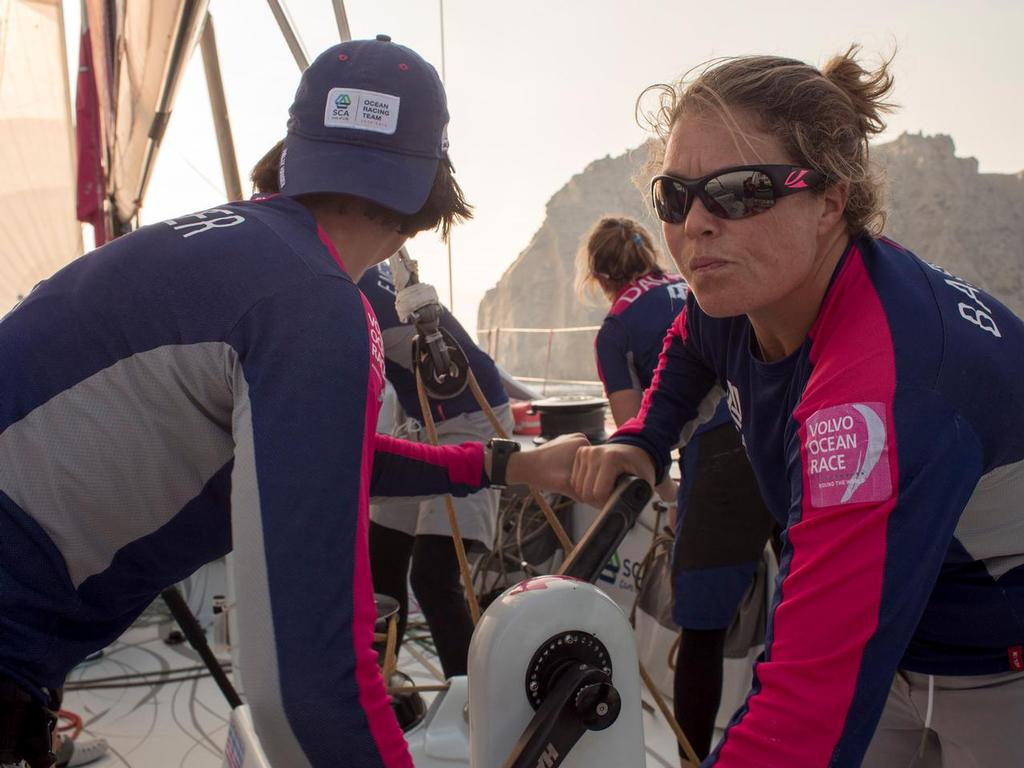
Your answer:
[82,0,209,234]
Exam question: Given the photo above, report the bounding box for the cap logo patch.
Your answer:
[324,87,400,135]
[804,402,892,508]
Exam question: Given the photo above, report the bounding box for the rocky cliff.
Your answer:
[477,133,1024,383]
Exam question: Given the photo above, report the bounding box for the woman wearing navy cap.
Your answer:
[0,38,583,768]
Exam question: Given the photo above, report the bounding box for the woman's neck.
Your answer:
[308,205,408,282]
[748,231,850,362]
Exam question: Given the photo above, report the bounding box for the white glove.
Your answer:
[395,281,440,323]
[388,251,417,292]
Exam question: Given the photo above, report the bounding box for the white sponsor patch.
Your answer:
[324,87,400,134]
[805,402,892,507]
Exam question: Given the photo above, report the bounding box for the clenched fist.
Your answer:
[506,433,590,498]
[571,443,656,506]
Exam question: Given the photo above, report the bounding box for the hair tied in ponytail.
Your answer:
[632,233,643,246]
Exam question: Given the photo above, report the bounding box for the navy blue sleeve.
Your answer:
[610,303,722,480]
[595,317,637,395]
[370,434,487,501]
[227,275,412,768]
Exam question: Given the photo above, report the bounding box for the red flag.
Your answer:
[75,24,107,245]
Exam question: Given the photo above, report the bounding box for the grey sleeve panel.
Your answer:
[381,325,416,372]
[0,342,236,588]
[955,457,1024,580]
[678,384,727,448]
[625,350,642,391]
[228,360,313,768]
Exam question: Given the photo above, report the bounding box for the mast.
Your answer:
[265,0,309,70]
[330,0,352,42]
[439,0,454,312]
[200,13,243,202]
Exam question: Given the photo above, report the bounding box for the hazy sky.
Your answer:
[61,0,1024,332]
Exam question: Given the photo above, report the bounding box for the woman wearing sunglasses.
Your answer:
[570,47,1024,767]
[576,216,774,762]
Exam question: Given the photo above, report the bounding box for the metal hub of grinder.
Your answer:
[524,630,612,710]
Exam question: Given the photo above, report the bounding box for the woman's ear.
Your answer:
[818,181,849,235]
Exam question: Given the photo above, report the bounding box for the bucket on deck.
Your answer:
[511,400,541,436]
[530,395,609,444]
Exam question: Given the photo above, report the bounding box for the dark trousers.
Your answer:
[0,675,59,768]
[369,522,476,678]
[673,628,726,761]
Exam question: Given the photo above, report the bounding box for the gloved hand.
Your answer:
[387,251,417,293]
[395,282,441,323]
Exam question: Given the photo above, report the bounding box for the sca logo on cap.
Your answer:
[335,93,352,109]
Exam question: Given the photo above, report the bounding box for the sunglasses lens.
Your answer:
[703,170,775,219]
[653,177,688,224]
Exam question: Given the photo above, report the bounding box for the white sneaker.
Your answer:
[55,736,109,767]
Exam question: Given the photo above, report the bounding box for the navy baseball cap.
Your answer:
[279,35,449,214]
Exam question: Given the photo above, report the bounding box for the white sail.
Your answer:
[0,0,82,314]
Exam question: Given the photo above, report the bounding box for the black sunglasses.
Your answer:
[651,164,828,224]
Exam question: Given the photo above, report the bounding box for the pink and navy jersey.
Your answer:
[596,272,729,436]
[610,235,1024,767]
[0,195,488,768]
[357,263,507,423]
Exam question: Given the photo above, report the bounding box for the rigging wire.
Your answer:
[438,0,455,313]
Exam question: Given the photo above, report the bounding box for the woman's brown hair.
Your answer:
[638,45,897,236]
[574,217,669,303]
[250,139,472,241]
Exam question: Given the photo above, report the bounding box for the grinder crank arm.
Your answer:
[557,475,653,583]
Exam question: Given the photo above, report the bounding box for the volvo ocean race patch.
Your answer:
[324,88,400,134]
[805,402,892,507]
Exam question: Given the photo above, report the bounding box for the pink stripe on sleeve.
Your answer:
[351,318,413,767]
[375,434,485,489]
[317,224,348,273]
[713,245,901,767]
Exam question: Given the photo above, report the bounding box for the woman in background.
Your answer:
[577,216,774,761]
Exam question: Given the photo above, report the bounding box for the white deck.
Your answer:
[61,603,687,767]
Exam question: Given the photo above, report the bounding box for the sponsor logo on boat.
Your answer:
[804,402,892,507]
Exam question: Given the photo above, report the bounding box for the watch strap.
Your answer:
[487,438,520,488]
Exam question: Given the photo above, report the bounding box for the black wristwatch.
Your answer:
[486,438,521,488]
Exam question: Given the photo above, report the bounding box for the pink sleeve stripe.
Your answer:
[352,351,413,766]
[715,245,901,767]
[375,434,485,489]
[317,224,349,273]
[616,308,686,436]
